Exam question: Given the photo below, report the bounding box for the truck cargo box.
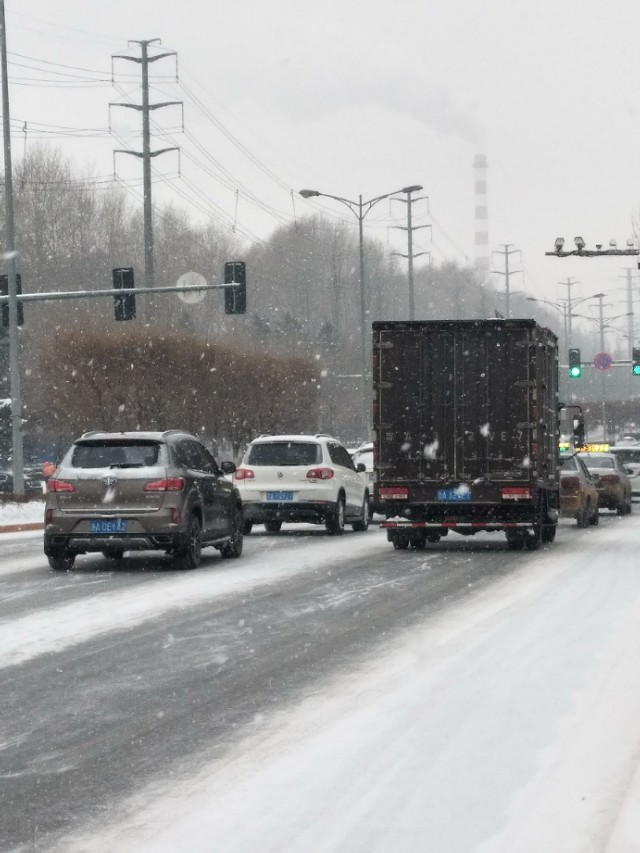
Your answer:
[372,319,560,550]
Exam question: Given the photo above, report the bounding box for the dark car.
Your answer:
[44,430,243,571]
[0,469,45,495]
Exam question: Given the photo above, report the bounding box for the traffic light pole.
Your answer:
[0,0,24,494]
[0,281,236,306]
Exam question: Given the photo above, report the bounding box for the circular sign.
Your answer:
[593,351,613,371]
[176,271,206,304]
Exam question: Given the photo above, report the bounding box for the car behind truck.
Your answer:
[373,319,560,551]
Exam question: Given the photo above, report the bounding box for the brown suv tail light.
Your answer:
[144,477,185,492]
[306,467,334,480]
[47,479,76,493]
[234,468,255,480]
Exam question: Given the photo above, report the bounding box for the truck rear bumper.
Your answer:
[380,519,536,531]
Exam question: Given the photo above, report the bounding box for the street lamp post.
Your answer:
[300,184,421,437]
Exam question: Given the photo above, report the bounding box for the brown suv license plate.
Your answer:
[90,519,128,534]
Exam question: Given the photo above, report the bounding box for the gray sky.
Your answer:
[7,0,640,334]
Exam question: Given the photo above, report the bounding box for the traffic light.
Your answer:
[224,261,247,315]
[633,347,640,376]
[0,274,24,327]
[112,267,136,321]
[568,348,582,379]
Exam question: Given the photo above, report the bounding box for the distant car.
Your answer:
[234,433,369,535]
[559,453,599,527]
[609,445,640,499]
[578,451,633,515]
[44,430,243,571]
[0,469,45,495]
[350,442,384,516]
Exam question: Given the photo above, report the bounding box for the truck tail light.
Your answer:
[234,468,255,480]
[501,487,532,500]
[144,477,185,492]
[47,479,76,493]
[379,486,409,500]
[307,467,334,480]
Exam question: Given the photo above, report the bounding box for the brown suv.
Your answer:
[44,430,243,571]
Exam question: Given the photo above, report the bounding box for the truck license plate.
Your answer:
[437,489,470,501]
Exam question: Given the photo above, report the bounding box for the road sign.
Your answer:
[593,351,613,371]
[176,271,207,304]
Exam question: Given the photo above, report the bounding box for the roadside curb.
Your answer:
[0,522,44,534]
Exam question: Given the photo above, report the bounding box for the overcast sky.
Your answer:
[6,0,640,334]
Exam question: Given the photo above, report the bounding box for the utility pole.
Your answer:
[558,276,579,343]
[622,268,635,360]
[592,292,608,440]
[492,244,521,318]
[111,40,180,291]
[0,0,24,494]
[391,187,429,320]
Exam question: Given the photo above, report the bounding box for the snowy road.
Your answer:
[2,515,640,852]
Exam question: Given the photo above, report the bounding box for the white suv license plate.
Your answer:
[90,519,128,534]
[266,491,293,501]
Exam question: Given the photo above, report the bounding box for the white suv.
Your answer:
[235,434,370,534]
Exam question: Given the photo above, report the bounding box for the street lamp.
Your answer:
[546,237,639,257]
[299,184,421,437]
[526,297,570,347]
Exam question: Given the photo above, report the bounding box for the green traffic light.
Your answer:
[569,365,582,378]
[633,364,640,376]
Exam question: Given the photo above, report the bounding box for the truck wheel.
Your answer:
[410,534,426,549]
[525,527,541,550]
[506,530,526,550]
[393,537,410,550]
[541,524,556,543]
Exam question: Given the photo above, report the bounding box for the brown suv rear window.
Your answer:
[71,441,160,468]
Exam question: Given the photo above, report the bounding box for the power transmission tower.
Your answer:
[491,244,521,318]
[391,187,430,320]
[111,39,181,291]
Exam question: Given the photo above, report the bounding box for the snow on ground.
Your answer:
[0,499,44,526]
[0,531,385,669]
[57,519,640,853]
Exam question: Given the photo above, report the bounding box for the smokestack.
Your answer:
[473,154,490,272]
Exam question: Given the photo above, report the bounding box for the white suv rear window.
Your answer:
[246,442,322,466]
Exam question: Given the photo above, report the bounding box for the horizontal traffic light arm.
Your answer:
[0,282,237,304]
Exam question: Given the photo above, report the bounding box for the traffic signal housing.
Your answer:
[112,267,136,321]
[568,348,582,379]
[0,274,24,327]
[224,261,247,315]
[633,347,640,376]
